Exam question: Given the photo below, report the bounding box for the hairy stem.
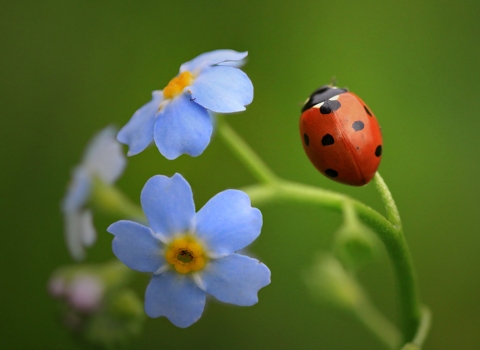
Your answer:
[216,119,423,343]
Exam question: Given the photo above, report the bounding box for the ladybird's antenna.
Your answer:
[329,76,337,88]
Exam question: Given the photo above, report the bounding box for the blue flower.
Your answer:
[108,173,270,328]
[62,126,126,260]
[117,49,254,160]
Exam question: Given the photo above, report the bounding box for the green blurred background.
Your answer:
[2,0,479,348]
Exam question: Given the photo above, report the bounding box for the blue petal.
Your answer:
[64,209,96,261]
[108,220,164,272]
[82,126,126,184]
[198,253,270,306]
[189,66,253,113]
[62,166,92,213]
[154,94,212,160]
[217,58,248,68]
[117,91,163,156]
[140,174,195,240]
[145,271,206,328]
[180,50,248,74]
[195,190,262,257]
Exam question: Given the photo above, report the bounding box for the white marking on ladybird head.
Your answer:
[312,102,324,109]
[329,95,340,101]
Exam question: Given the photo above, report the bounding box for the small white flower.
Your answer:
[62,126,126,260]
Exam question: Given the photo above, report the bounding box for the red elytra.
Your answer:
[299,85,382,186]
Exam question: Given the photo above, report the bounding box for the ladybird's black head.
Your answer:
[301,85,348,112]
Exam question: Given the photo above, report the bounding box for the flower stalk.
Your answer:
[217,118,423,345]
[90,177,145,223]
[216,116,278,184]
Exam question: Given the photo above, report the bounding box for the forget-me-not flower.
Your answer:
[62,126,126,260]
[117,49,254,160]
[108,173,270,328]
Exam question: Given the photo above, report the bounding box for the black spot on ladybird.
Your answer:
[375,145,382,157]
[320,100,341,114]
[304,133,309,146]
[352,121,364,131]
[321,134,334,146]
[325,169,338,178]
[364,105,372,116]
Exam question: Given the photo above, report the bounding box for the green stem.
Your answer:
[216,119,423,344]
[216,116,278,184]
[354,296,402,350]
[242,180,395,239]
[387,230,421,342]
[309,254,401,349]
[374,173,402,230]
[400,306,431,349]
[242,181,421,342]
[342,199,358,227]
[413,306,431,347]
[90,178,146,223]
[374,173,421,342]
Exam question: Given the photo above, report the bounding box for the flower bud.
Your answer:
[334,220,379,269]
[305,254,364,310]
[84,289,145,348]
[67,274,104,313]
[48,276,66,298]
[334,202,379,269]
[48,260,145,347]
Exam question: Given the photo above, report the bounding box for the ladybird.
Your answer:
[299,85,382,186]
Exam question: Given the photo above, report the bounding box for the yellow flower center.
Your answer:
[165,236,207,274]
[163,71,194,99]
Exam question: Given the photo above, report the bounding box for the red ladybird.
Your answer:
[299,85,382,186]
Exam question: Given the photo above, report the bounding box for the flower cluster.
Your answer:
[61,50,270,329]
